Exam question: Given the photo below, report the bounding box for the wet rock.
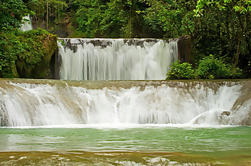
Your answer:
[61,38,161,50]
[0,103,8,126]
[124,39,158,47]
[221,111,231,116]
[177,35,193,65]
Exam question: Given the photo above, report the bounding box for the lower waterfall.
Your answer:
[0,80,250,127]
[58,38,178,80]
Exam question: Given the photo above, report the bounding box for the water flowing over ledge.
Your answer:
[58,38,178,80]
[0,79,250,127]
[20,15,32,32]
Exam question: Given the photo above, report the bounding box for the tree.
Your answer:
[194,0,251,74]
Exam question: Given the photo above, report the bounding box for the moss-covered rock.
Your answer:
[0,29,58,78]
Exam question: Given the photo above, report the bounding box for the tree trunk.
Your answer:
[233,35,241,67]
[129,0,133,38]
[46,1,49,30]
[233,14,246,68]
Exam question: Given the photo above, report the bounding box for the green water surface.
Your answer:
[0,126,250,153]
[0,126,250,165]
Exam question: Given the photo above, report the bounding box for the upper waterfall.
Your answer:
[20,15,32,32]
[58,38,178,80]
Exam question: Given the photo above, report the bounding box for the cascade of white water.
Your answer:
[58,38,178,80]
[0,81,250,127]
[20,15,32,32]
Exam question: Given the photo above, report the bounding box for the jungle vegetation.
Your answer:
[0,0,250,78]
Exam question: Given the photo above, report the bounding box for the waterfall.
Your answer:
[20,15,32,32]
[58,38,178,80]
[0,80,250,127]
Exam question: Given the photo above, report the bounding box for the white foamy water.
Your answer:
[20,15,32,31]
[0,81,250,127]
[58,38,178,80]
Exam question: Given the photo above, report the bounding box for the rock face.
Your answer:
[231,81,251,126]
[177,35,194,65]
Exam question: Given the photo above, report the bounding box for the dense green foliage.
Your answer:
[66,0,155,37]
[0,29,57,78]
[0,32,18,77]
[166,62,195,80]
[167,56,243,80]
[193,0,251,73]
[0,0,58,78]
[0,0,250,78]
[0,0,29,31]
[196,55,243,79]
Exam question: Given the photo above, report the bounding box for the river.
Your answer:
[0,79,250,165]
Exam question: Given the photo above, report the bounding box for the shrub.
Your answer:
[228,67,243,79]
[196,55,243,79]
[166,61,195,79]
